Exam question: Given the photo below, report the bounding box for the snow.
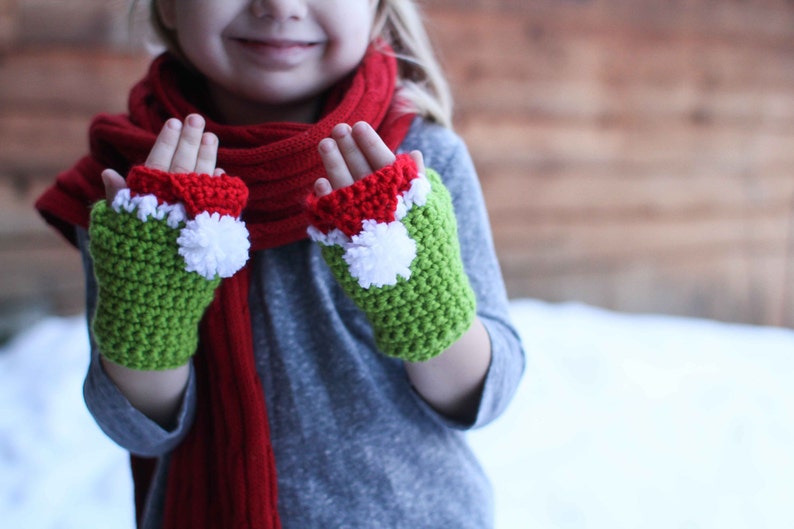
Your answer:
[3,299,794,528]
[0,316,135,528]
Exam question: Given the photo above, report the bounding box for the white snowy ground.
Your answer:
[2,299,794,529]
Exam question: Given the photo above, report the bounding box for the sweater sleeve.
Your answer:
[77,227,198,457]
[399,120,526,430]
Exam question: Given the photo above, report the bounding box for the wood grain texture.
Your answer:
[2,0,794,326]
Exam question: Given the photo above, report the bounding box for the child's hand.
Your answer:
[88,114,250,372]
[307,123,477,362]
[100,114,223,202]
[315,121,425,197]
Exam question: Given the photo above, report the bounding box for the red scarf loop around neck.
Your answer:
[35,45,414,529]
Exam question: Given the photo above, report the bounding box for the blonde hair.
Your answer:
[141,0,453,128]
[371,0,453,128]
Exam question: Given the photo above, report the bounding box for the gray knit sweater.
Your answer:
[78,118,525,529]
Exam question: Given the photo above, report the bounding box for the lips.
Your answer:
[232,37,321,67]
[238,37,316,48]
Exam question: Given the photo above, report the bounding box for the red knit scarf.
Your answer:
[35,45,414,529]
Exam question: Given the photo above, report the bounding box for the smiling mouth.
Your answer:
[236,38,319,49]
[232,37,322,66]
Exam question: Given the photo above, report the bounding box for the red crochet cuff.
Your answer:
[127,165,249,219]
[305,153,419,238]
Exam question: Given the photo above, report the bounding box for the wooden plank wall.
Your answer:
[1,0,794,331]
[0,0,151,335]
[428,0,794,326]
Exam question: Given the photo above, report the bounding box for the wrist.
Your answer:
[101,355,190,429]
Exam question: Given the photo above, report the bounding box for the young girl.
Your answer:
[36,1,525,528]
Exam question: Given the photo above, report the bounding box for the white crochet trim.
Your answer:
[112,190,249,279]
[177,212,250,280]
[307,173,431,288]
[111,189,186,228]
[343,220,415,288]
[307,226,350,246]
[403,172,431,214]
[395,172,430,220]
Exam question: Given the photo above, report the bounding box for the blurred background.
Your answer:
[2,0,794,339]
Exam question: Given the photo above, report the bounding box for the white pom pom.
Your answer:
[343,219,416,289]
[177,212,250,279]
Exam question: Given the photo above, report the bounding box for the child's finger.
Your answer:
[409,150,426,175]
[314,177,333,198]
[145,118,183,171]
[318,137,355,190]
[169,114,206,174]
[194,133,219,176]
[101,169,127,203]
[351,121,396,175]
[331,123,373,180]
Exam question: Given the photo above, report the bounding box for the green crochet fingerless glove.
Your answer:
[88,166,250,370]
[306,154,476,362]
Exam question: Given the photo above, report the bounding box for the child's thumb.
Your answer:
[409,150,425,174]
[101,169,127,203]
